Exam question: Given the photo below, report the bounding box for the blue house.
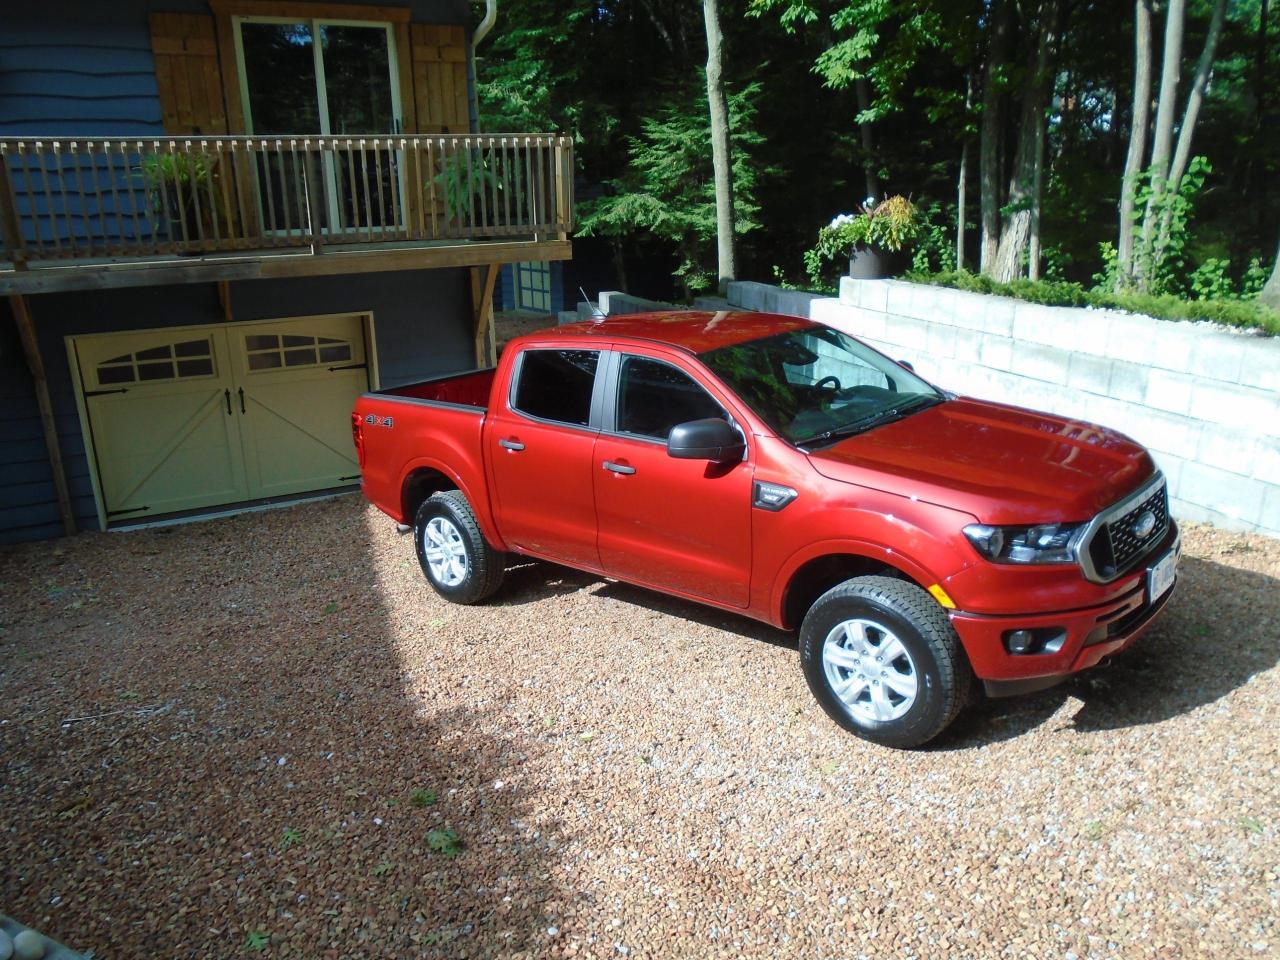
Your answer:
[0,0,574,542]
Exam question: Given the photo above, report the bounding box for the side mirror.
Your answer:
[667,418,745,463]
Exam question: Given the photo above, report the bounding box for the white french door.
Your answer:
[232,16,405,236]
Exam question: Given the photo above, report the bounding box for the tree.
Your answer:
[577,84,767,297]
[1118,0,1229,291]
[703,0,737,289]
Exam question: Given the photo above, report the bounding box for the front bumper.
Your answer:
[949,531,1181,696]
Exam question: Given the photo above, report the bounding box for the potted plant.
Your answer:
[137,151,226,247]
[805,195,923,284]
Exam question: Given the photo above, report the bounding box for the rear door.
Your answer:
[593,350,754,606]
[486,345,605,570]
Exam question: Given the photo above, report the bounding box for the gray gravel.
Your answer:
[1,497,1277,959]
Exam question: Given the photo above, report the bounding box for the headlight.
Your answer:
[963,522,1084,564]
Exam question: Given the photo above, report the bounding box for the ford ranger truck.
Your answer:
[353,311,1179,748]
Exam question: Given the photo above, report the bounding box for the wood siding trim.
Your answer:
[409,24,471,134]
[149,13,228,135]
[207,1,410,23]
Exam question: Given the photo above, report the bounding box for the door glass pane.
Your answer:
[616,357,726,440]
[321,25,394,135]
[322,24,397,231]
[240,22,321,135]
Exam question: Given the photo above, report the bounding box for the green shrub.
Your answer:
[907,270,1280,336]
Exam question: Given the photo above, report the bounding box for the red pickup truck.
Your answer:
[353,311,1179,747]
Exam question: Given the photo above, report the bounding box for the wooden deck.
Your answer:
[0,133,574,292]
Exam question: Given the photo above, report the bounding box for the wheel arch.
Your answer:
[774,542,941,630]
[397,457,507,551]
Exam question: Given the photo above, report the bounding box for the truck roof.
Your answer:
[550,310,817,354]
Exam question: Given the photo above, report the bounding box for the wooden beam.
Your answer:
[217,279,233,322]
[10,295,75,536]
[0,240,573,295]
[208,0,411,22]
[470,263,499,366]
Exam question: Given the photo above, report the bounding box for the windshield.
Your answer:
[700,326,943,446]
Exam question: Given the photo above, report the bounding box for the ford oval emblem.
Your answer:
[1133,510,1157,539]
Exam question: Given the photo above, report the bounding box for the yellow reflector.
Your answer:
[927,584,956,609]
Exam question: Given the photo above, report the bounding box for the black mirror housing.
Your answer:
[667,418,745,463]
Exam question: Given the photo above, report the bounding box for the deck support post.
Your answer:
[470,263,499,367]
[10,294,75,535]
[217,280,233,323]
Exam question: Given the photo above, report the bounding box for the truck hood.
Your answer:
[806,397,1155,525]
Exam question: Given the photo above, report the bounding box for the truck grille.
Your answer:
[1084,480,1170,581]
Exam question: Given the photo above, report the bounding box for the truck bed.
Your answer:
[377,368,497,409]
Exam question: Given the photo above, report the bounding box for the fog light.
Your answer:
[1005,629,1036,655]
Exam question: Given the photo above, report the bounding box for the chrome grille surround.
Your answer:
[1074,472,1170,584]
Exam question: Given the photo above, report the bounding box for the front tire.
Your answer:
[799,576,970,749]
[413,490,505,604]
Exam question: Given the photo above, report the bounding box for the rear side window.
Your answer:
[512,349,600,426]
[615,356,726,440]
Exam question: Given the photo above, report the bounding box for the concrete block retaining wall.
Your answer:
[726,279,1280,538]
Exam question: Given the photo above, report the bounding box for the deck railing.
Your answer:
[0,134,574,264]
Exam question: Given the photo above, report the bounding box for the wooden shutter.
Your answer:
[149,13,228,135]
[410,25,470,134]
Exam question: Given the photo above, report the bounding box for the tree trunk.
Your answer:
[1132,0,1186,286]
[1150,0,1228,260]
[957,140,968,270]
[1261,237,1280,310]
[855,78,881,201]
[702,0,735,291]
[1028,117,1046,281]
[993,0,1060,283]
[1117,0,1154,287]
[979,0,1015,275]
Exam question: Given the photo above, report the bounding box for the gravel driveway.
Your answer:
[1,497,1277,959]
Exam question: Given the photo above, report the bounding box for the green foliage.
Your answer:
[578,82,769,296]
[912,270,1280,335]
[372,860,396,876]
[426,828,463,858]
[280,827,302,849]
[245,931,270,952]
[409,788,437,808]
[1129,157,1212,296]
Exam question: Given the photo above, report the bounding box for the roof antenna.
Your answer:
[579,286,606,321]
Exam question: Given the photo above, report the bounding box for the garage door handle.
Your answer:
[238,387,245,414]
[603,460,636,475]
[499,438,525,451]
[224,389,232,415]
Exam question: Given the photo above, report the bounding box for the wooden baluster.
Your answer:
[34,142,61,256]
[371,138,387,234]
[259,140,278,241]
[389,137,405,240]
[425,139,438,239]
[104,141,126,255]
[289,138,306,242]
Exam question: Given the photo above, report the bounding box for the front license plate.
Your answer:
[1147,548,1178,602]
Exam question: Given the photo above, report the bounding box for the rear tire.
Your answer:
[799,576,970,749]
[413,490,505,604]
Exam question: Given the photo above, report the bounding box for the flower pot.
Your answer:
[848,246,909,280]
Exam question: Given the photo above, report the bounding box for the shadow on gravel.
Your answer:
[496,558,795,650]
[0,499,558,958]
[937,555,1280,749]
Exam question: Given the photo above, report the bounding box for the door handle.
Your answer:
[603,460,636,475]
[238,387,245,414]
[224,388,232,415]
[499,438,525,451]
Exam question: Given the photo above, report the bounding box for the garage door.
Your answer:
[74,315,369,523]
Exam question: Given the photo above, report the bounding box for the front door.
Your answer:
[486,346,603,570]
[594,352,754,607]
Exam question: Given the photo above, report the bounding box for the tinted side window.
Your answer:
[513,349,600,426]
[616,356,726,440]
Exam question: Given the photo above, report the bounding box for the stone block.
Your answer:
[883,314,931,351]
[1011,341,1070,385]
[1254,438,1280,483]
[1150,453,1187,500]
[1260,484,1280,533]
[1185,334,1246,384]
[1108,361,1149,403]
[1236,338,1280,391]
[885,281,915,317]
[1108,407,1202,460]
[952,326,984,363]
[1105,313,1192,370]
[926,321,958,360]
[979,334,1014,370]
[1196,427,1259,478]
[1066,352,1114,396]
[1143,369,1195,416]
[1176,462,1267,525]
[1189,380,1277,429]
